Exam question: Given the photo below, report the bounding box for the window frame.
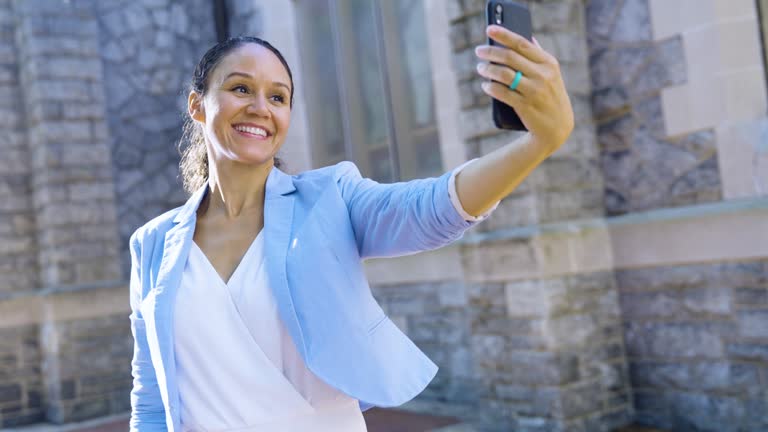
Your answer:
[759,0,768,101]
[294,0,441,182]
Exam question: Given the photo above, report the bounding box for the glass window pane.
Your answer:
[349,0,389,147]
[337,0,396,182]
[295,0,346,165]
[395,0,435,129]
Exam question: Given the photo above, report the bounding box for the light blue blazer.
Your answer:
[128,162,481,431]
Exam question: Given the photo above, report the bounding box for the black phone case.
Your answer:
[486,0,532,130]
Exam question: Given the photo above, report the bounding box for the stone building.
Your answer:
[0,0,766,431]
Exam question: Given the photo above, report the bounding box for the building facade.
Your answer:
[0,0,767,431]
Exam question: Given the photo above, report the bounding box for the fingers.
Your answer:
[481,80,528,113]
[475,45,538,79]
[476,63,534,96]
[486,25,552,64]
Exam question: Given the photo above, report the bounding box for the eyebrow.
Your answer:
[224,72,290,91]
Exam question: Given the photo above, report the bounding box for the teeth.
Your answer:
[234,125,267,137]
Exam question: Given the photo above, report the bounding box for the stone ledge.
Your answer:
[461,197,768,282]
[0,281,128,329]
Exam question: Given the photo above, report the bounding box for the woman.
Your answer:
[129,25,573,432]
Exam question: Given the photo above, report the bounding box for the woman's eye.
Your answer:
[233,85,249,93]
[272,95,285,103]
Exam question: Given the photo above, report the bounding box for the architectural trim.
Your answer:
[649,0,768,199]
[369,198,768,284]
[425,0,469,171]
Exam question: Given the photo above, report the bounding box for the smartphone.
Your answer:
[486,0,532,130]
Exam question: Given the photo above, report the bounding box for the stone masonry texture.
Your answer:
[586,0,722,216]
[93,0,217,277]
[445,1,632,431]
[0,0,38,298]
[617,260,768,431]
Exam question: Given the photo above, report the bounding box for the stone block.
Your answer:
[24,36,98,57]
[619,289,678,319]
[536,187,604,223]
[503,351,579,386]
[737,310,768,339]
[69,397,110,421]
[734,287,768,305]
[20,15,98,38]
[169,3,189,34]
[665,391,745,432]
[610,0,652,43]
[26,58,102,81]
[680,286,731,316]
[624,321,727,359]
[545,314,600,349]
[616,262,767,292]
[445,0,464,22]
[505,278,566,318]
[560,380,604,418]
[27,80,92,103]
[591,86,629,119]
[0,383,21,403]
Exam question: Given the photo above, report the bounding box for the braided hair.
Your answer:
[178,36,294,194]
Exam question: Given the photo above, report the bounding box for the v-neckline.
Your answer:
[192,229,264,287]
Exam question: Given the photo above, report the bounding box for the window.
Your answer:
[760,0,768,88]
[295,0,442,182]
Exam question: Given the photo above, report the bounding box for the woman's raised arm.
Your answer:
[456,25,575,217]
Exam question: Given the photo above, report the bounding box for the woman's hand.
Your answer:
[475,25,574,157]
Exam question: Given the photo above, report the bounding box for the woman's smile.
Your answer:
[232,123,272,141]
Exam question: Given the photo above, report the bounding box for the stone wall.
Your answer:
[442,1,632,431]
[47,314,133,422]
[617,261,768,431]
[0,0,38,298]
[93,0,217,277]
[0,325,43,427]
[586,0,722,216]
[451,0,604,230]
[371,281,479,420]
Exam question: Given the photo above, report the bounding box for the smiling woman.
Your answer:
[178,36,295,195]
[128,22,573,431]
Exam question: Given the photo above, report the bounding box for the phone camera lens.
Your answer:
[495,4,502,13]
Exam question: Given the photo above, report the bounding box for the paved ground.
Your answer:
[66,408,461,432]
[13,409,667,432]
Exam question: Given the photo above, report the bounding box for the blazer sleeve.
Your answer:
[334,161,484,259]
[128,230,168,431]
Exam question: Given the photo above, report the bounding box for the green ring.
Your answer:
[509,71,523,91]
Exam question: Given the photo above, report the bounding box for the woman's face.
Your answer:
[189,43,292,168]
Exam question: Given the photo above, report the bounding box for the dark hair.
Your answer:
[178,36,294,194]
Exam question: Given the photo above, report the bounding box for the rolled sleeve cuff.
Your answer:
[448,158,500,222]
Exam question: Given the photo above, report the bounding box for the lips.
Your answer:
[232,124,273,140]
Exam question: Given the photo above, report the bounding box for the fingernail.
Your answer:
[481,82,490,92]
[475,45,487,56]
[476,63,485,73]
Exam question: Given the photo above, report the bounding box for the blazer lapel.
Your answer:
[144,166,300,414]
[263,168,306,360]
[146,184,206,411]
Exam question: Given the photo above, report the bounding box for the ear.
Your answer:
[188,91,205,123]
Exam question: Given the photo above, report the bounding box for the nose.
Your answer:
[246,95,270,117]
